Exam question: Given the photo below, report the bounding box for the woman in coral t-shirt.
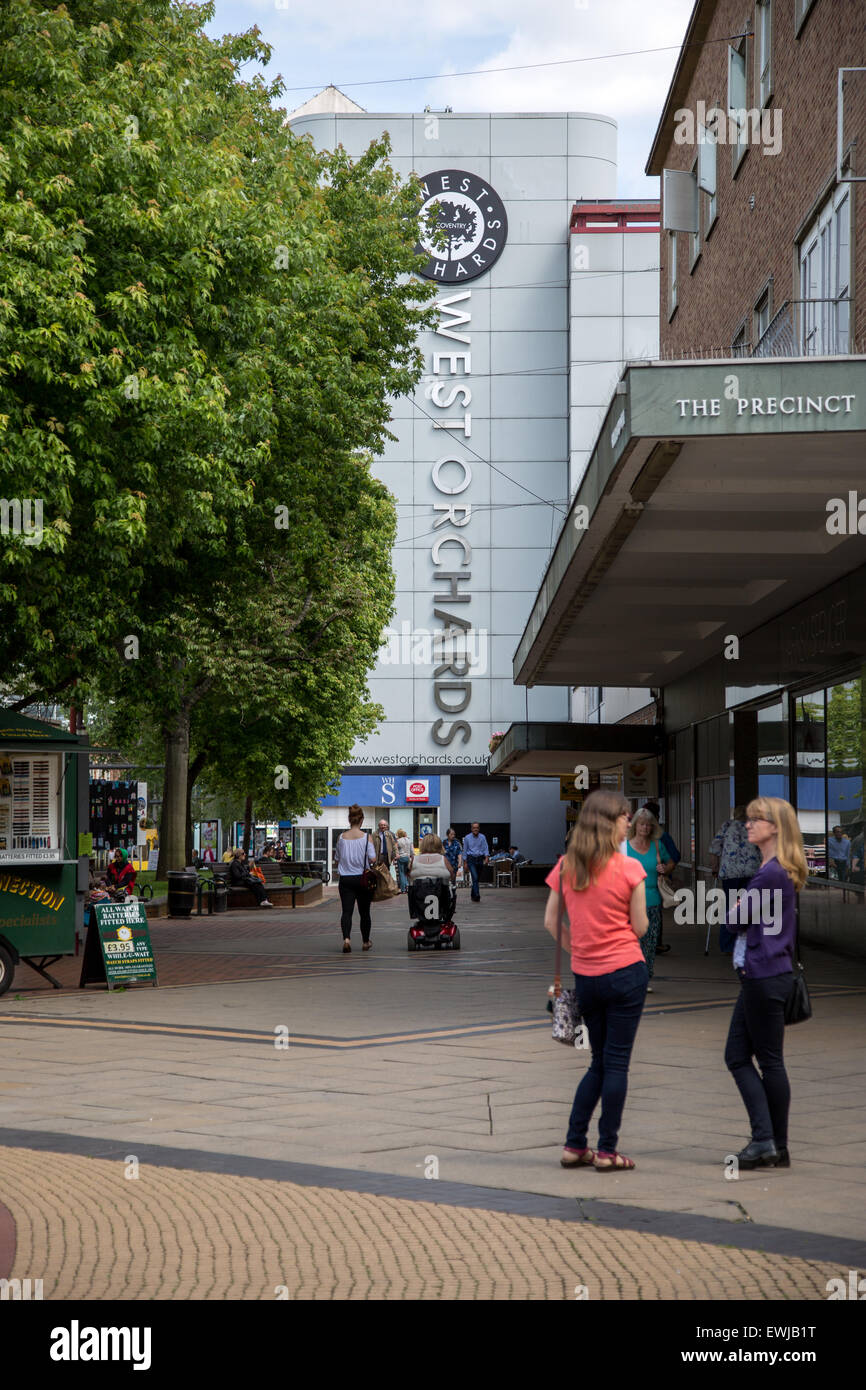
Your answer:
[544,789,649,1172]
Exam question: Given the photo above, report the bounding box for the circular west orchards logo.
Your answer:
[416,169,508,283]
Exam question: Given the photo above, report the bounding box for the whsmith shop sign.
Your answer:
[319,776,441,808]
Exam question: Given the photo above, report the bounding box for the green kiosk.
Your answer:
[0,709,89,996]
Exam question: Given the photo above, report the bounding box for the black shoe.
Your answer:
[736,1140,779,1169]
[471,895,480,902]
[656,943,671,954]
[775,1146,790,1168]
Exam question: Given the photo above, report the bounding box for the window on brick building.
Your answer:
[755,0,773,107]
[799,186,851,354]
[754,286,772,350]
[727,39,748,174]
[795,0,817,36]
[668,230,678,317]
[689,156,701,269]
[698,116,718,233]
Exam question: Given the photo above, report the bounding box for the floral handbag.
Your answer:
[549,859,582,1045]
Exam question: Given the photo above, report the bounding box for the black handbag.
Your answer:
[359,833,377,892]
[784,900,812,1026]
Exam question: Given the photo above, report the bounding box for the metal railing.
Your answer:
[752,298,851,358]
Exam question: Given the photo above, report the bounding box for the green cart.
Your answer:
[0,710,88,996]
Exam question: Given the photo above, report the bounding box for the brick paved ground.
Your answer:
[0,1145,847,1301]
[1,884,865,1300]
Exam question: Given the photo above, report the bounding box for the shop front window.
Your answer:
[294,827,329,863]
[794,691,825,875]
[827,678,863,887]
[757,699,789,804]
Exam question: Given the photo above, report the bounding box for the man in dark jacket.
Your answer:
[229,850,273,908]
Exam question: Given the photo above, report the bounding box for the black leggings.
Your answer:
[339,876,373,942]
[725,972,793,1146]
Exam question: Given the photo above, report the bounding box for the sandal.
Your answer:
[560,1147,595,1168]
[342,939,351,953]
[593,1151,636,1171]
[362,941,372,951]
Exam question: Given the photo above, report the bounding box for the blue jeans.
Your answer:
[396,857,410,892]
[724,971,793,1146]
[566,960,648,1154]
[466,855,483,898]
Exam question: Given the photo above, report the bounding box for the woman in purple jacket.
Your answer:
[724,797,807,1170]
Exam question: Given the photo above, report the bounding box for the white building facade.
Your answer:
[288,104,658,863]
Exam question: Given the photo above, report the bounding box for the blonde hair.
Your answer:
[745,796,808,891]
[396,829,407,839]
[631,808,660,840]
[564,789,630,891]
[420,833,444,854]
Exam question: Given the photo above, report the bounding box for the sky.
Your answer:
[205,0,698,197]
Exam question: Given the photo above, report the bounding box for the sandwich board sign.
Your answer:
[79,897,158,990]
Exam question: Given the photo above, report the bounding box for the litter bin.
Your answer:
[166,870,197,919]
[212,874,228,914]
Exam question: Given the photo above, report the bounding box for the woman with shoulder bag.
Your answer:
[543,790,649,1172]
[335,805,377,953]
[625,807,673,992]
[723,797,807,1170]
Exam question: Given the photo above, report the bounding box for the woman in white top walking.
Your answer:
[335,804,377,953]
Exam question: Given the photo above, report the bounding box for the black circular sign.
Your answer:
[416,169,508,283]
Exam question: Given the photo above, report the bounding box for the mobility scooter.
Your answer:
[407,876,461,951]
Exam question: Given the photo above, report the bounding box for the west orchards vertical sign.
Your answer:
[416,170,508,752]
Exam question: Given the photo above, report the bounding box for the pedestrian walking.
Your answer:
[228,849,274,908]
[462,822,489,901]
[544,790,648,1171]
[827,825,851,883]
[443,827,463,883]
[723,796,807,1170]
[394,828,414,892]
[642,800,680,954]
[625,807,673,991]
[373,819,397,876]
[335,805,377,953]
[709,806,762,953]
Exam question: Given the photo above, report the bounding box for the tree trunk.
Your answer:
[161,710,191,874]
[242,795,253,856]
[186,752,208,866]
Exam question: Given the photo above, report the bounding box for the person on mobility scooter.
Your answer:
[407,834,461,951]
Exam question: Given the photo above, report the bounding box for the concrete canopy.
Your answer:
[488,721,662,778]
[514,358,866,690]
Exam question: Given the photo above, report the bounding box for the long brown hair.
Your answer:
[745,796,808,890]
[563,789,629,891]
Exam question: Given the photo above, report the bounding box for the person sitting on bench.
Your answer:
[229,849,274,908]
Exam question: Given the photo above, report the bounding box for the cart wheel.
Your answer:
[407,931,417,952]
[0,944,14,997]
[452,929,461,951]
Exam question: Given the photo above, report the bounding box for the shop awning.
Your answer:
[514,358,866,688]
[489,721,662,777]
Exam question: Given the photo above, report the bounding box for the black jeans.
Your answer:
[724,971,793,1146]
[236,874,267,904]
[566,960,648,1154]
[719,876,752,953]
[339,876,373,942]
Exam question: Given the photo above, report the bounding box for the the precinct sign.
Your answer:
[416,170,508,283]
[80,898,158,990]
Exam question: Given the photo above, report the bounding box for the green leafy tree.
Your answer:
[0,0,436,869]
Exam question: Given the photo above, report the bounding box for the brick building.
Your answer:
[492,0,866,957]
[647,0,864,357]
